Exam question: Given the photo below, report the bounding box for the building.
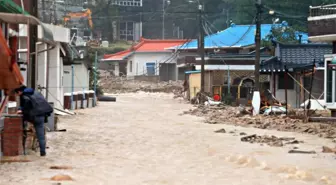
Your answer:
[101,38,187,81]
[17,23,73,110]
[260,43,332,108]
[62,44,91,94]
[170,22,308,79]
[308,4,336,114]
[171,22,313,105]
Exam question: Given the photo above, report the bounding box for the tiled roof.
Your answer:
[260,57,317,72]
[260,43,332,72]
[103,50,133,61]
[279,43,332,64]
[102,38,187,61]
[168,23,309,50]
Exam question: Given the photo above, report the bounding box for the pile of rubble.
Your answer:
[183,105,336,140]
[99,76,184,95]
[240,134,303,147]
[214,128,302,147]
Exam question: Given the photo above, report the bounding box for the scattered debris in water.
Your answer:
[183,106,336,140]
[50,166,73,170]
[240,134,303,147]
[322,146,336,154]
[214,128,226,133]
[288,150,317,154]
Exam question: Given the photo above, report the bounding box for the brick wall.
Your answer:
[1,116,23,156]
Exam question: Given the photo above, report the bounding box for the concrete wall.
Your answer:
[270,70,325,108]
[63,63,90,93]
[99,61,121,76]
[159,63,177,81]
[19,24,70,43]
[271,73,297,108]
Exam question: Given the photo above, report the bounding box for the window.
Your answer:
[129,61,132,72]
[278,73,294,90]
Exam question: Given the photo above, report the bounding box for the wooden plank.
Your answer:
[309,117,336,123]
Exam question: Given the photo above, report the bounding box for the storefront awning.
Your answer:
[0,12,54,45]
[0,0,29,14]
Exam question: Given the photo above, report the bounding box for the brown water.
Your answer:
[0,92,335,185]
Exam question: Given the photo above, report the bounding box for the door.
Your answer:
[146,62,155,76]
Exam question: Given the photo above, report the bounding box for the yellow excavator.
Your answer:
[63,8,93,29]
[63,8,94,43]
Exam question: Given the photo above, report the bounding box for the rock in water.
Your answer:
[214,128,226,133]
[322,146,336,153]
[50,166,73,170]
[50,174,73,181]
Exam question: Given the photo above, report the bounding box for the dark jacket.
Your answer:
[19,88,53,122]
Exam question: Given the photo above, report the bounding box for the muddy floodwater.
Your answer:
[0,92,336,185]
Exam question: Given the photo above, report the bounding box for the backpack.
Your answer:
[24,91,53,120]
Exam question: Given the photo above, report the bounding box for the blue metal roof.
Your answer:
[172,23,308,50]
[185,70,201,74]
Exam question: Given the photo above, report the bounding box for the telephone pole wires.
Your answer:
[198,4,205,102]
[255,0,262,92]
[252,0,262,115]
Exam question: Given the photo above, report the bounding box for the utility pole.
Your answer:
[93,51,98,106]
[255,0,261,91]
[71,65,74,110]
[252,0,262,115]
[162,0,165,39]
[162,0,170,39]
[198,4,205,102]
[41,0,46,22]
[28,0,38,89]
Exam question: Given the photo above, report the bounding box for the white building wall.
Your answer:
[19,24,70,43]
[126,52,177,77]
[272,73,298,108]
[18,37,28,85]
[37,43,48,97]
[63,63,90,93]
[48,43,63,109]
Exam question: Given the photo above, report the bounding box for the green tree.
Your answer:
[90,0,119,41]
[262,26,302,47]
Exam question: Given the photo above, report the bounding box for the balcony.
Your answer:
[308,4,336,42]
[112,0,142,7]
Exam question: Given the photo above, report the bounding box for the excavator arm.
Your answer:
[63,9,93,29]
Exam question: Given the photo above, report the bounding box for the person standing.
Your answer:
[14,85,53,156]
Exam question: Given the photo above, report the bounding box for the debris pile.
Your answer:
[183,105,336,140]
[100,77,184,95]
[322,146,336,154]
[240,134,303,147]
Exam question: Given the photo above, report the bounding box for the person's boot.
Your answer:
[40,151,46,157]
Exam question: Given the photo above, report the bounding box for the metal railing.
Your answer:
[309,4,336,17]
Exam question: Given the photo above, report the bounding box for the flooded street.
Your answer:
[1,92,336,185]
